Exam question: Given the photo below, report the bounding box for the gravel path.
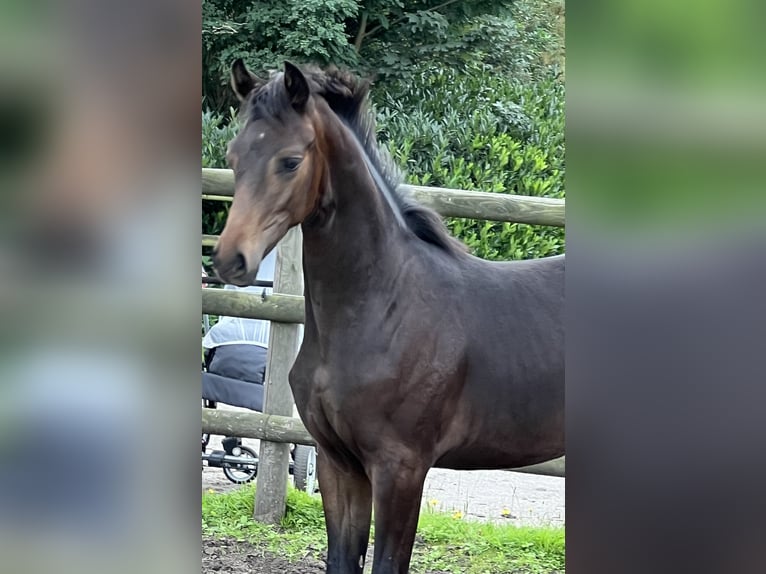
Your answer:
[422,468,564,526]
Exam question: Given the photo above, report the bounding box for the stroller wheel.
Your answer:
[222,445,258,484]
[293,445,318,494]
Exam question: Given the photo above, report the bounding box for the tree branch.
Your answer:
[353,11,368,53]
[363,0,463,42]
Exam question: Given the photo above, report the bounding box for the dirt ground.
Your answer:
[202,536,458,574]
[203,537,326,574]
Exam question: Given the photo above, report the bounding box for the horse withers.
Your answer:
[213,60,564,574]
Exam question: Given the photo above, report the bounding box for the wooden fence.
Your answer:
[202,168,565,226]
[201,167,566,523]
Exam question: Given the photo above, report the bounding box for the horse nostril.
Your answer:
[233,252,247,273]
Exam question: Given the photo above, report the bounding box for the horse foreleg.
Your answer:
[318,451,373,574]
[370,457,429,574]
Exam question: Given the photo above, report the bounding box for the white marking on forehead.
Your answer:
[257,132,266,140]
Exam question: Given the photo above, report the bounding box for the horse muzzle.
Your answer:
[211,242,263,287]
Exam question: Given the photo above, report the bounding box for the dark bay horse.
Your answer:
[213,60,564,574]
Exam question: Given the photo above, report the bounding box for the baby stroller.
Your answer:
[201,343,317,490]
[202,262,317,492]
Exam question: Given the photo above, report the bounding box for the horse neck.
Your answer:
[300,106,408,301]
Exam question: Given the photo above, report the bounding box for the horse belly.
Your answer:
[433,370,564,470]
[434,435,563,471]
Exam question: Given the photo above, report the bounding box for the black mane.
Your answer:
[248,65,466,256]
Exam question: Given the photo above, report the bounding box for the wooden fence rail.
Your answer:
[202,408,565,478]
[202,288,303,323]
[202,168,565,227]
[202,234,217,247]
[203,408,314,445]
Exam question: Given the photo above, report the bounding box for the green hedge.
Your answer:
[202,109,235,239]
[374,63,564,260]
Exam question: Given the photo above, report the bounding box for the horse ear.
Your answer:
[230,58,259,101]
[283,61,309,112]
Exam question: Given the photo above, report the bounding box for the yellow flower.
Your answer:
[452,511,464,520]
[501,508,511,517]
[207,488,215,494]
[428,498,439,507]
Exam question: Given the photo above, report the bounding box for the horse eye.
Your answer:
[280,157,302,173]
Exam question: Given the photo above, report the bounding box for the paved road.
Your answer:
[422,467,564,526]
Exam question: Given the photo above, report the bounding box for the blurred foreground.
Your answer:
[0,2,200,574]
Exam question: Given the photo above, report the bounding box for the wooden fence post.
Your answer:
[253,227,303,524]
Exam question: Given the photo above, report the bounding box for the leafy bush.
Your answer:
[361,0,563,83]
[203,0,360,111]
[202,0,512,113]
[202,109,235,238]
[374,63,565,260]
[202,108,238,168]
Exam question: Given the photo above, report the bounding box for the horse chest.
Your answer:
[291,337,467,450]
[291,352,390,412]
[289,357,370,453]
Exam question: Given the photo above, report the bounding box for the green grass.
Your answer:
[202,485,327,560]
[414,506,565,573]
[202,485,565,573]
